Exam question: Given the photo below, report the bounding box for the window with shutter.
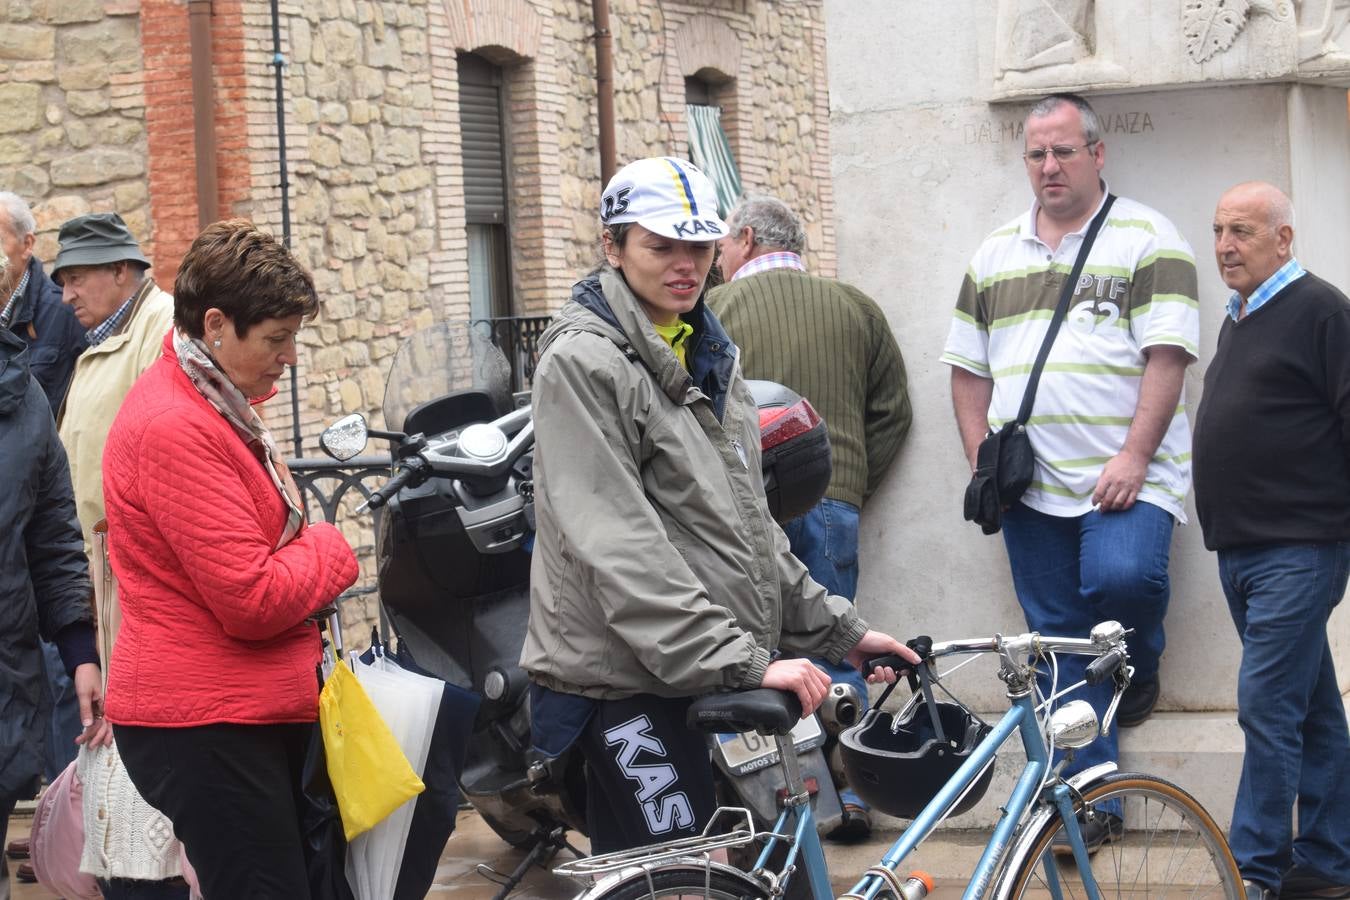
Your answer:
[684,73,742,218]
[458,54,513,322]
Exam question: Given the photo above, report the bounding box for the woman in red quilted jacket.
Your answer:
[102,219,359,899]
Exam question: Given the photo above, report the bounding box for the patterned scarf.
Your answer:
[0,268,30,330]
[173,328,305,550]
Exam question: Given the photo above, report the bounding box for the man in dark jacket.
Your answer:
[0,193,88,815]
[1194,181,1350,900]
[0,324,106,900]
[0,192,86,407]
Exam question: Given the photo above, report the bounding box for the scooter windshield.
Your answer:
[382,322,513,435]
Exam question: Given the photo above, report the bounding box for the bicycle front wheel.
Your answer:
[586,864,769,900]
[1004,772,1243,900]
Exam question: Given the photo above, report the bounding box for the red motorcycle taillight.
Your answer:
[759,399,823,451]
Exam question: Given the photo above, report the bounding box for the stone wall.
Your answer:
[241,0,449,633]
[244,0,840,455]
[0,0,839,441]
[551,0,839,279]
[0,0,150,262]
[0,0,840,642]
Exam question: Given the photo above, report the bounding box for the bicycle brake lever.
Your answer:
[1098,663,1133,735]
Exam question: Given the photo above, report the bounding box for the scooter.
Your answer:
[319,322,859,897]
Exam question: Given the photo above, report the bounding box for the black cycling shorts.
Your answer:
[579,693,717,854]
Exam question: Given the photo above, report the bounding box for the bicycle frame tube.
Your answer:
[1044,781,1105,900]
[795,803,833,900]
[841,699,1046,900]
[751,801,832,900]
[961,693,1051,900]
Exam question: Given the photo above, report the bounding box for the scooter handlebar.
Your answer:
[361,459,428,510]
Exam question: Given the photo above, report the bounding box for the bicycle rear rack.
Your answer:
[553,808,784,879]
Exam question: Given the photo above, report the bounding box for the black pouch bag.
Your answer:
[963,421,1034,535]
[961,194,1115,535]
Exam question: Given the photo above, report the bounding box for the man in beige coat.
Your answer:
[53,213,174,558]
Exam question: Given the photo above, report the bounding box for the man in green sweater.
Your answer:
[708,194,912,841]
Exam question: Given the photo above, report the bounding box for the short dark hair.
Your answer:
[1027,92,1102,145]
[174,219,319,339]
[604,222,634,247]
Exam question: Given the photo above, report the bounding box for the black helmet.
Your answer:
[748,380,832,524]
[839,686,992,820]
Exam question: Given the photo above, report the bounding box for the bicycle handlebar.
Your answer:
[863,653,915,673]
[898,624,1133,720]
[923,630,1118,661]
[1085,647,1128,686]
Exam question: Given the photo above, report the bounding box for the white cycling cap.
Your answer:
[599,157,728,242]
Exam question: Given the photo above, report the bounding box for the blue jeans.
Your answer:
[41,639,81,782]
[1219,541,1350,891]
[782,498,869,809]
[1001,501,1174,796]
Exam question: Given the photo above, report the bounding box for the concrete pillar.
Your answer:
[825,0,1350,829]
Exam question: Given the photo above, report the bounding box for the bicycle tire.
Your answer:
[586,864,769,900]
[1003,771,1243,900]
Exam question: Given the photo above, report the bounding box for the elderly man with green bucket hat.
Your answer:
[52,212,173,562]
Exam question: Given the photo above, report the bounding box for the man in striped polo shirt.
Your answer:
[942,93,1199,849]
[710,194,911,842]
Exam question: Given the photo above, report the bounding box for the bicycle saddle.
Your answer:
[687,689,803,736]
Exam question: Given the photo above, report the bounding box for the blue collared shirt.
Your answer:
[87,297,134,346]
[1226,258,1305,322]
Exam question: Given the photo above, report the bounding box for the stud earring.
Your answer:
[212,339,221,348]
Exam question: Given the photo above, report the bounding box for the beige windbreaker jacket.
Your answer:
[57,279,174,559]
[520,267,868,701]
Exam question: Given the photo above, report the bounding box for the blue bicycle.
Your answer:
[553,620,1242,900]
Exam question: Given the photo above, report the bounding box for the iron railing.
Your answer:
[291,454,392,526]
[473,315,551,391]
[289,454,391,607]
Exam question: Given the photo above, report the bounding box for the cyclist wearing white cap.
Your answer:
[520,157,916,852]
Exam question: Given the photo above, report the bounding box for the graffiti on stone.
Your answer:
[964,111,1154,144]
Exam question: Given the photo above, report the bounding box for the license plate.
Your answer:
[714,715,823,773]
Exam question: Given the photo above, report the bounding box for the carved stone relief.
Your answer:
[1297,0,1350,71]
[992,0,1134,95]
[988,0,1350,100]
[996,0,1094,71]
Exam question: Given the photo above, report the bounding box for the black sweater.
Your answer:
[1193,273,1350,551]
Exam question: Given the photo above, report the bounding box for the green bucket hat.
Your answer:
[50,212,150,285]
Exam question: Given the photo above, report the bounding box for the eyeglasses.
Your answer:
[1023,142,1097,165]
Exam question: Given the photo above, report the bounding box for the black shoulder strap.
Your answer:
[1015,194,1116,426]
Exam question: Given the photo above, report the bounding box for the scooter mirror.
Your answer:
[320,413,369,461]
